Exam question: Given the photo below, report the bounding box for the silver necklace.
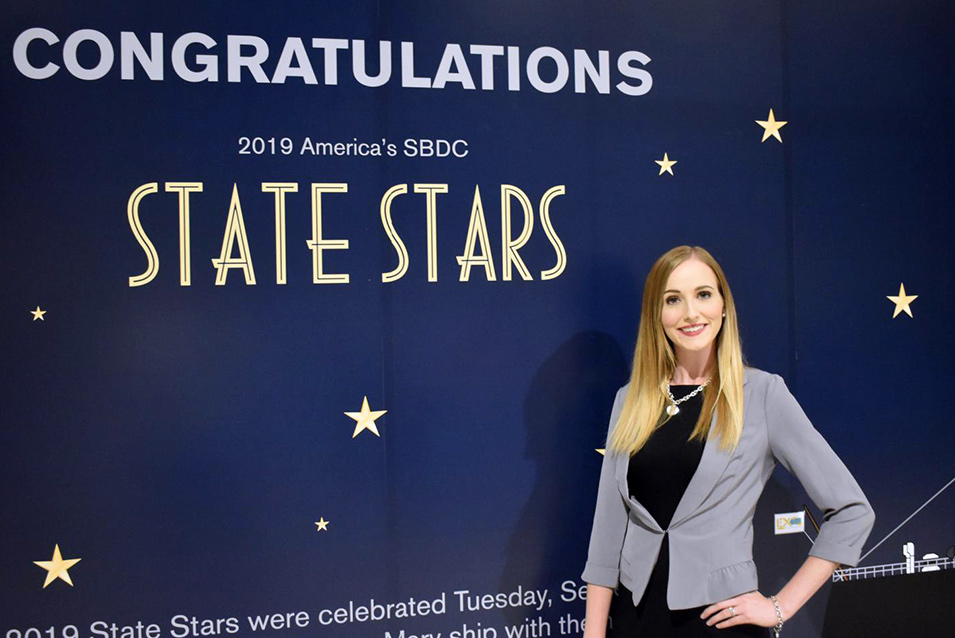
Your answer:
[665,379,709,416]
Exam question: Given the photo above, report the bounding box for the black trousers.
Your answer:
[609,540,767,638]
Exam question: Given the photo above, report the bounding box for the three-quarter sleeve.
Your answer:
[765,374,875,566]
[581,386,630,587]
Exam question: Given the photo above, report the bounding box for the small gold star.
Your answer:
[596,448,606,456]
[315,518,330,531]
[31,306,47,321]
[756,109,788,143]
[655,153,677,176]
[887,283,918,318]
[34,544,82,588]
[344,396,387,438]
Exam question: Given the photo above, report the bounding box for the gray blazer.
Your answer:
[581,367,875,610]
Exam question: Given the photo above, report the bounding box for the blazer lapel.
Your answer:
[668,369,750,528]
[666,411,732,528]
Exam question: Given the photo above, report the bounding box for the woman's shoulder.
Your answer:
[743,365,782,389]
[611,383,630,409]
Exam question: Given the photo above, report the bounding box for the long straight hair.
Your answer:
[608,246,747,456]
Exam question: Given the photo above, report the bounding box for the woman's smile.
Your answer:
[678,324,707,336]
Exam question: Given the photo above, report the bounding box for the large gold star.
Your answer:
[756,109,788,143]
[655,153,677,176]
[315,517,330,531]
[344,396,387,438]
[34,544,81,588]
[887,283,918,318]
[31,306,47,321]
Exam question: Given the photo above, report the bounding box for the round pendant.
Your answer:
[666,404,680,416]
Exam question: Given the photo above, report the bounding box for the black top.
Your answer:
[627,385,706,529]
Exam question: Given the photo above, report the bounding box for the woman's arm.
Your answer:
[704,372,875,630]
[700,555,838,629]
[582,584,614,638]
[764,374,875,566]
[774,555,840,622]
[580,389,628,637]
[581,388,630,586]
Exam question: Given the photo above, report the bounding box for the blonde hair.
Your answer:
[607,246,747,456]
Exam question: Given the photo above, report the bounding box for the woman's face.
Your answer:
[660,257,725,358]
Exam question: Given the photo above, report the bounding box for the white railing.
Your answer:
[832,557,954,582]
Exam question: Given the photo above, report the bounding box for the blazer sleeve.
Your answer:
[765,373,875,566]
[581,386,629,587]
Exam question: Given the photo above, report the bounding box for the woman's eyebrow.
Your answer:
[664,285,715,294]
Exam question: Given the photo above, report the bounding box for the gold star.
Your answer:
[315,517,330,531]
[31,306,47,321]
[344,396,387,438]
[34,544,81,588]
[887,283,918,318]
[655,153,677,176]
[596,448,606,456]
[756,109,788,143]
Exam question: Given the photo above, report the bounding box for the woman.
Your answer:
[581,246,874,637]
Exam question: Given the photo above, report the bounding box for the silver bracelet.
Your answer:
[769,595,784,637]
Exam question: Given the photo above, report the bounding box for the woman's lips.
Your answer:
[678,324,707,337]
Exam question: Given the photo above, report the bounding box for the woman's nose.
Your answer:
[684,300,699,321]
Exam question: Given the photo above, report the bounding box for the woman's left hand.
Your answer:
[700,591,781,629]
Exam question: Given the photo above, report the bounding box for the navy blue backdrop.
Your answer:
[2,2,953,638]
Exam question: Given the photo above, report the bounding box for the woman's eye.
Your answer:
[699,291,711,299]
[665,297,679,304]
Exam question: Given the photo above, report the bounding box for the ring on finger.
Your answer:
[728,606,736,618]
